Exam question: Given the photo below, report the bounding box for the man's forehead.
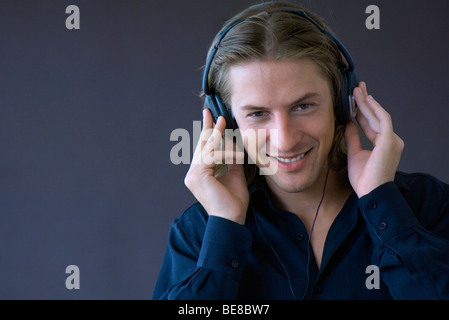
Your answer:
[228,59,330,109]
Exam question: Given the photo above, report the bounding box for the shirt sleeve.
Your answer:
[152,210,253,300]
[359,181,449,299]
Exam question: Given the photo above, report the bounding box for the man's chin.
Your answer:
[264,172,311,194]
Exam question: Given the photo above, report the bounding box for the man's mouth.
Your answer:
[259,149,311,174]
[276,153,306,163]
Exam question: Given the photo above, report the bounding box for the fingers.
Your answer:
[200,108,225,147]
[192,110,222,163]
[353,84,378,141]
[191,109,244,166]
[202,115,226,153]
[202,108,214,131]
[193,113,224,165]
[353,82,394,144]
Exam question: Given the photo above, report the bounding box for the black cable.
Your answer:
[301,166,331,299]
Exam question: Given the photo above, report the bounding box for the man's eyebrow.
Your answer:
[238,92,321,110]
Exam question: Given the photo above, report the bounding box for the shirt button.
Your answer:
[296,233,304,241]
[378,222,387,230]
[315,285,323,294]
[230,259,239,269]
[368,200,377,209]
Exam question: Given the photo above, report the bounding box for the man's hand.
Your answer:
[184,109,249,225]
[345,82,404,198]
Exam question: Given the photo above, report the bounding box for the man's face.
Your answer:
[229,58,335,194]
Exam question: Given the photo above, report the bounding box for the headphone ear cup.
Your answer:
[346,70,359,121]
[215,94,238,130]
[205,94,221,123]
[205,94,238,130]
[337,72,349,124]
[338,70,359,124]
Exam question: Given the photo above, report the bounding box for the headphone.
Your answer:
[202,9,359,130]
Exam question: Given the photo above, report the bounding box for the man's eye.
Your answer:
[295,104,313,111]
[249,111,267,118]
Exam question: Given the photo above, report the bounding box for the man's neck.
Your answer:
[265,169,353,232]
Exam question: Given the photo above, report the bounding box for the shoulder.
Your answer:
[394,171,449,228]
[394,171,449,196]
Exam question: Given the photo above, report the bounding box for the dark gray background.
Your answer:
[0,0,448,299]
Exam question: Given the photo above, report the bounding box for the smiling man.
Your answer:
[153,1,449,300]
[229,58,352,267]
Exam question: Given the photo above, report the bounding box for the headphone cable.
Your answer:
[301,166,331,299]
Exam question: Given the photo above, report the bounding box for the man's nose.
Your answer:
[270,114,299,153]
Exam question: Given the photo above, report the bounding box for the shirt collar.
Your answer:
[248,175,280,214]
[249,174,266,195]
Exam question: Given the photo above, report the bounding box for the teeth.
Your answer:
[276,153,305,163]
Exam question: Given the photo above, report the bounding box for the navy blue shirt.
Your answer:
[153,172,449,299]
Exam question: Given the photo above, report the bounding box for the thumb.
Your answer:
[226,162,245,177]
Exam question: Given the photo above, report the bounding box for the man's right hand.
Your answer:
[184,109,249,225]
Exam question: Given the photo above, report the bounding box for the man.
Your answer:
[153,1,449,299]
